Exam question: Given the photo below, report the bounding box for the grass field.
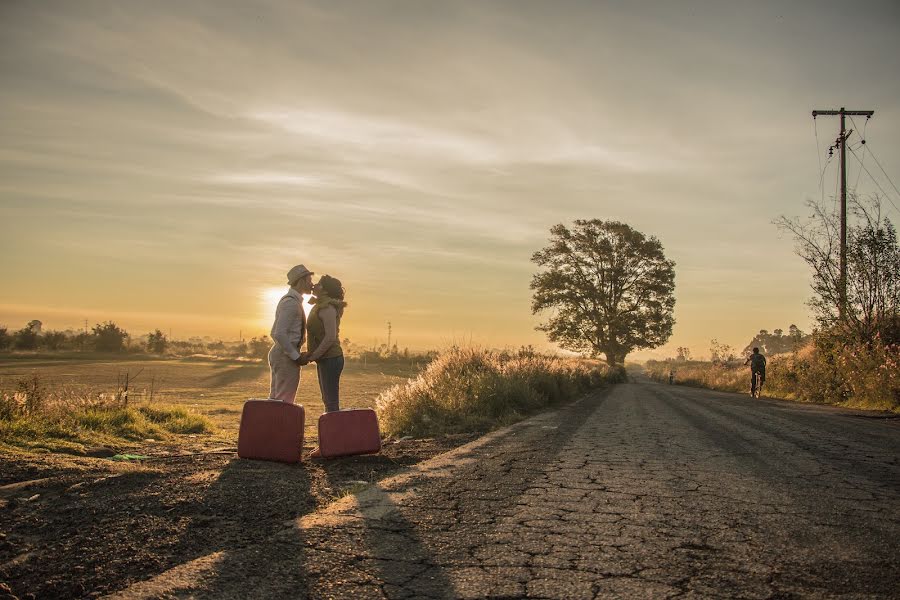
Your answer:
[0,356,420,451]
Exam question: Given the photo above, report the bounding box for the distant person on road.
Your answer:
[269,264,314,403]
[744,347,767,398]
[302,274,347,413]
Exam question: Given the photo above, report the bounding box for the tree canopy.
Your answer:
[531,219,676,366]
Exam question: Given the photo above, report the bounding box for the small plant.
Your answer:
[16,373,47,415]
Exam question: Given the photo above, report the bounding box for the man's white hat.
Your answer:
[287,264,314,285]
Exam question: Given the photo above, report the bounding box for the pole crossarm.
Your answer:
[813,109,874,117]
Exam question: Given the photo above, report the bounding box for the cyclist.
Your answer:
[744,347,767,398]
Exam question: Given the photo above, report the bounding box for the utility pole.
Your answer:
[387,321,392,352]
[811,107,874,319]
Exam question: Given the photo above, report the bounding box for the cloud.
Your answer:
[249,109,503,164]
[207,172,340,188]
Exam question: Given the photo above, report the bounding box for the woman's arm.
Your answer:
[308,306,338,362]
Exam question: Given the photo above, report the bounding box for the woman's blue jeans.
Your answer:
[316,355,344,413]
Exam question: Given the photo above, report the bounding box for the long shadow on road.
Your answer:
[110,388,613,599]
[104,458,314,599]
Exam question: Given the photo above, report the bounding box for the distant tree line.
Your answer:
[0,320,268,358]
[661,325,811,364]
[0,320,431,363]
[741,325,811,356]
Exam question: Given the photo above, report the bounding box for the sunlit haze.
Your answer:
[2,1,899,359]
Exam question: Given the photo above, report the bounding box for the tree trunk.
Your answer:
[604,350,627,368]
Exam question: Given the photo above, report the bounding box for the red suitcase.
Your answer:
[317,409,381,458]
[238,399,305,463]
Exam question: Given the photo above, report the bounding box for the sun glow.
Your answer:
[259,287,287,330]
[258,287,311,329]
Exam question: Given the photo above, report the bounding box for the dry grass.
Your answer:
[0,356,422,452]
[0,369,215,452]
[376,346,624,437]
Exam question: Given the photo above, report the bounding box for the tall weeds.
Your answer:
[376,346,624,437]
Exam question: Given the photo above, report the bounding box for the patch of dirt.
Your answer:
[0,433,480,599]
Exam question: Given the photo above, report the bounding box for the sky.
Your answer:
[2,0,900,360]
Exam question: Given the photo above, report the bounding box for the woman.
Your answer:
[303,275,347,413]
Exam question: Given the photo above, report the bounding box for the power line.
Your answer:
[848,115,870,194]
[814,117,823,183]
[853,142,866,192]
[847,146,900,215]
[844,140,865,193]
[865,144,900,201]
[833,151,841,211]
[819,150,835,205]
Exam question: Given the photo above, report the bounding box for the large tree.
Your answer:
[531,219,676,366]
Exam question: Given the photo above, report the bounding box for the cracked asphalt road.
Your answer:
[112,380,900,599]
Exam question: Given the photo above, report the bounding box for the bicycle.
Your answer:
[751,371,765,398]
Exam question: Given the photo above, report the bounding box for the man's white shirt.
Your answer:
[270,288,306,361]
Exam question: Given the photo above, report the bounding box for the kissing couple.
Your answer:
[268,264,347,412]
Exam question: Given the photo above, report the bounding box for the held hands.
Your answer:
[295,352,311,366]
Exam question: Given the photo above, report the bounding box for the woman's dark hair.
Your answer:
[319,275,345,300]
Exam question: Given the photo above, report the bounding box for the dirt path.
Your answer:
[101,380,900,599]
[0,435,478,599]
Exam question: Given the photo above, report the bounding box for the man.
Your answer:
[268,264,314,403]
[744,347,767,398]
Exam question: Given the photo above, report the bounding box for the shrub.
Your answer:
[248,337,271,359]
[376,346,623,437]
[793,332,899,410]
[93,321,129,353]
[40,331,68,351]
[147,329,168,354]
[14,326,39,350]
